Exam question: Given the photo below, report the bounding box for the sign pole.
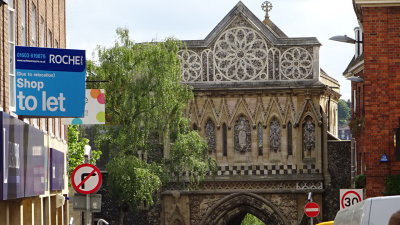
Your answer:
[71,158,103,225]
[85,146,91,225]
[311,217,313,225]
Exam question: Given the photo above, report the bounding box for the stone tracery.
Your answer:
[177,50,201,82]
[214,27,268,81]
[280,47,313,79]
[178,27,314,82]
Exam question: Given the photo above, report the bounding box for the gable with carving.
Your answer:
[178,2,320,85]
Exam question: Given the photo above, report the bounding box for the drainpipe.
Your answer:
[351,138,356,188]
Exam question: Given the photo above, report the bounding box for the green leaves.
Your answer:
[384,175,400,195]
[89,29,192,154]
[67,125,101,175]
[106,155,161,208]
[338,99,351,126]
[240,214,265,225]
[167,131,216,187]
[87,29,215,220]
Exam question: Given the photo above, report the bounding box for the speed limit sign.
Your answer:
[340,189,363,209]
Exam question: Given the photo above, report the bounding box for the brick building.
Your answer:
[0,0,69,224]
[344,0,400,197]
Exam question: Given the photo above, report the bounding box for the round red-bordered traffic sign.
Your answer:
[71,163,102,194]
[304,202,320,218]
[341,190,362,209]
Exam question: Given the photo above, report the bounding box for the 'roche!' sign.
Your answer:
[15,46,86,117]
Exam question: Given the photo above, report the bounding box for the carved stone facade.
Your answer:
[161,2,340,225]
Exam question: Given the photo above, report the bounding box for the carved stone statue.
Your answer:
[234,116,251,153]
[205,119,216,153]
[303,116,315,155]
[270,119,281,153]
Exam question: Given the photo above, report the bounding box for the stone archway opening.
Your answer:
[200,193,289,225]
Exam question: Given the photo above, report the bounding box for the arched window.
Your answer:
[257,123,263,156]
[205,119,216,153]
[287,122,293,156]
[303,116,315,153]
[270,118,281,153]
[222,123,227,156]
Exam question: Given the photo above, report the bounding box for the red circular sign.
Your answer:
[304,202,320,218]
[71,163,102,194]
[341,190,362,209]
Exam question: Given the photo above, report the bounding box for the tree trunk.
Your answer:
[119,209,125,225]
[163,124,170,159]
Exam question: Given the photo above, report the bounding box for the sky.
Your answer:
[66,0,359,100]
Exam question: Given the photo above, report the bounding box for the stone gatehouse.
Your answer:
[160,2,341,225]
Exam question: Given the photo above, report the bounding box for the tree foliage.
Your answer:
[240,214,265,225]
[167,129,217,187]
[106,155,162,224]
[88,28,214,223]
[67,125,101,175]
[338,99,351,126]
[89,28,193,153]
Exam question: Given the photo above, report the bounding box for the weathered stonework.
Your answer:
[161,2,340,225]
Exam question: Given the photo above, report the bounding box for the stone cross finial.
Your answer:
[261,1,273,19]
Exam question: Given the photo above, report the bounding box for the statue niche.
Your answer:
[205,119,216,153]
[234,116,251,153]
[302,116,315,158]
[269,118,281,153]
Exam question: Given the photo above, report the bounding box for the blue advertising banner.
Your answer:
[50,148,64,191]
[15,46,86,117]
[0,112,46,200]
[24,125,45,197]
[0,112,25,200]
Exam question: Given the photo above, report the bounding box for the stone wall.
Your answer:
[323,140,351,221]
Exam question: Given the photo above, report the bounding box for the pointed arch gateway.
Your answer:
[199,193,289,225]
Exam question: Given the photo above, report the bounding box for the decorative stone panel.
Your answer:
[178,26,315,83]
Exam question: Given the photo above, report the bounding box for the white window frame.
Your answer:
[30,3,37,46]
[20,0,26,46]
[48,29,53,47]
[39,16,45,47]
[8,2,16,110]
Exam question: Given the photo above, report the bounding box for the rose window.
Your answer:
[213,27,268,81]
[280,47,313,79]
[178,50,201,82]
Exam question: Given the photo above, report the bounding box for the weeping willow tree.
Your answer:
[88,28,215,224]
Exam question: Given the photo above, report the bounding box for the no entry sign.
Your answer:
[71,164,102,194]
[304,202,320,218]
